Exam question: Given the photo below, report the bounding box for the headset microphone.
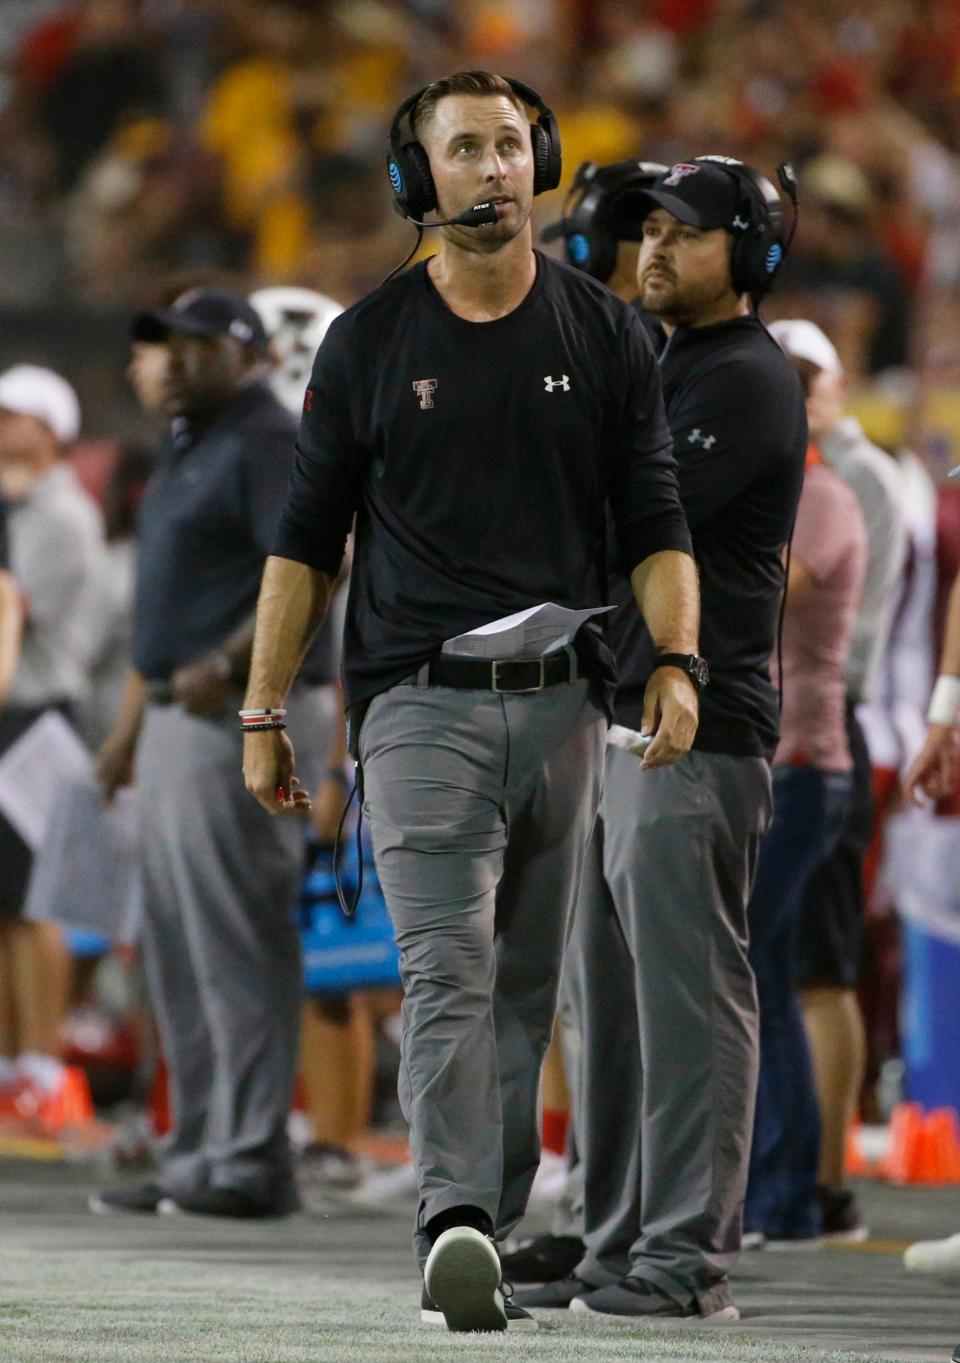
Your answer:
[404,202,501,228]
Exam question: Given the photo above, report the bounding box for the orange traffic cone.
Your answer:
[878,1102,925,1182]
[40,1065,94,1133]
[919,1109,960,1184]
[844,1115,875,1178]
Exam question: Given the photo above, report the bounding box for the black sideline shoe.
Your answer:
[571,1278,739,1321]
[423,1226,511,1332]
[499,1233,586,1282]
[818,1185,868,1242]
[88,1182,168,1215]
[511,1273,594,1308]
[162,1183,300,1219]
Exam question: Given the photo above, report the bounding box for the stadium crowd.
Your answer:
[2,0,960,1340]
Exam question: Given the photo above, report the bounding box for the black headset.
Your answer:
[691,156,796,297]
[541,159,668,283]
[386,76,562,222]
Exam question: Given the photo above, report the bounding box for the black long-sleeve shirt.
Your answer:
[612,314,807,759]
[274,252,693,708]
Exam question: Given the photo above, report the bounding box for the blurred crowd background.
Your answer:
[3,0,960,1181]
[3,0,960,448]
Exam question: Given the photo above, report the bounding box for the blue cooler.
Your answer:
[298,828,400,995]
[888,813,960,1112]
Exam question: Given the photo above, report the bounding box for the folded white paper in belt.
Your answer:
[607,723,653,755]
[442,602,614,660]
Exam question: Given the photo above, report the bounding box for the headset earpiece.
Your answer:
[694,157,786,297]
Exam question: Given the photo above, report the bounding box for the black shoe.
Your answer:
[511,1273,594,1308]
[164,1183,300,1219]
[420,1281,537,1331]
[952,1344,960,1363]
[423,1226,511,1332]
[88,1182,168,1215]
[499,1233,586,1283]
[570,1278,739,1321]
[817,1185,868,1242]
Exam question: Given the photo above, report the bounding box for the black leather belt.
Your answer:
[425,650,579,694]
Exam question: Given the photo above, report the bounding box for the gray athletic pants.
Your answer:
[568,746,772,1313]
[136,689,323,1200]
[358,675,605,1267]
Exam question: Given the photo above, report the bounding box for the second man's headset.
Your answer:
[545,154,798,298]
[386,77,563,228]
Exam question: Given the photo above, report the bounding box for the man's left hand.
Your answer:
[171,656,232,716]
[639,666,699,769]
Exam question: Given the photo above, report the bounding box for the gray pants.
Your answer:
[568,747,771,1313]
[136,693,313,1199]
[359,677,605,1266]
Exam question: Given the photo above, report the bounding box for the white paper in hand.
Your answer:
[0,711,92,850]
[442,603,614,660]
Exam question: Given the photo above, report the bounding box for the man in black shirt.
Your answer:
[90,288,317,1222]
[517,158,806,1321]
[242,71,700,1333]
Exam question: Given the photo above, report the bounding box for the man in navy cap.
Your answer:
[90,287,310,1219]
[517,157,807,1320]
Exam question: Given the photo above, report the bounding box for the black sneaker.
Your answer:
[163,1183,301,1219]
[952,1344,960,1363]
[88,1182,168,1215]
[423,1226,511,1332]
[511,1273,594,1308]
[499,1233,586,1283]
[817,1185,868,1243]
[420,1282,537,1331]
[570,1278,739,1321]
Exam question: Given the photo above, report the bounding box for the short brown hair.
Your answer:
[411,71,526,137]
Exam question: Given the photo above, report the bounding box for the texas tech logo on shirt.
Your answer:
[412,379,437,409]
[303,388,314,412]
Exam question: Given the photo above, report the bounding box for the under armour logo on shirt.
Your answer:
[412,379,437,409]
[544,374,570,393]
[688,428,716,450]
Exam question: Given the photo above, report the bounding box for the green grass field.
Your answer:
[0,1163,957,1363]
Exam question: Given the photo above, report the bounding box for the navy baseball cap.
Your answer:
[610,159,743,235]
[131,287,270,350]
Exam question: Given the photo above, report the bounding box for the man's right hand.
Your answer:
[244,728,312,816]
[97,731,137,804]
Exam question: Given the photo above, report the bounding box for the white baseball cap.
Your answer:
[0,364,82,444]
[767,319,843,378]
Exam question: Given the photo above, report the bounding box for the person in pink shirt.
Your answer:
[744,427,867,1246]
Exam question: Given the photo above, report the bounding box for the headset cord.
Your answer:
[380,226,424,287]
[333,764,365,919]
[776,533,793,714]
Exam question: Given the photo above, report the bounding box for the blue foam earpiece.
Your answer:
[765,242,783,273]
[569,233,590,265]
[388,161,403,194]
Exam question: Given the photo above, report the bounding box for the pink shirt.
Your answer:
[774,461,867,772]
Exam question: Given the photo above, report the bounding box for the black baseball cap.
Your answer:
[609,159,743,236]
[131,287,270,350]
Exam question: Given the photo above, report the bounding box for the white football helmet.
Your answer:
[249,286,344,416]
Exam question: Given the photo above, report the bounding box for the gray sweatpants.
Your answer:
[136,689,324,1200]
[568,746,771,1313]
[359,676,605,1267]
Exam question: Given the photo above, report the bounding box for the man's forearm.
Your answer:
[0,570,22,706]
[939,570,960,678]
[244,556,333,709]
[631,549,700,653]
[112,668,147,744]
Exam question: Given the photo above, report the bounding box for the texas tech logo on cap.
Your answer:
[663,163,700,187]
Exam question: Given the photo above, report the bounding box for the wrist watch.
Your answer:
[654,652,710,691]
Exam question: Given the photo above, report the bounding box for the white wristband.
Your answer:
[927,675,960,727]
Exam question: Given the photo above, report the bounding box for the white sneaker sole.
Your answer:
[570,1297,740,1322]
[424,1227,507,1332]
[904,1235,960,1274]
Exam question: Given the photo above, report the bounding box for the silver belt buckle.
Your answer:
[492,658,545,694]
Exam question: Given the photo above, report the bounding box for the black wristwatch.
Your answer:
[654,652,710,691]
